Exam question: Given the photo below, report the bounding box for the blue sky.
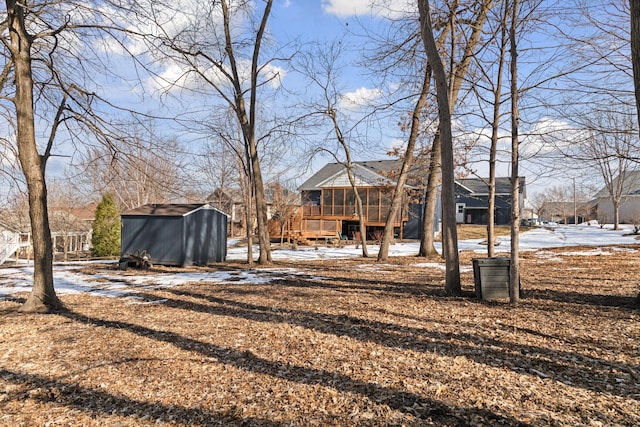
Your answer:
[2,0,634,202]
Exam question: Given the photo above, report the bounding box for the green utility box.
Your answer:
[472,257,512,301]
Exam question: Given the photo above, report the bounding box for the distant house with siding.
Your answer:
[295,160,416,241]
[589,171,640,224]
[454,177,526,225]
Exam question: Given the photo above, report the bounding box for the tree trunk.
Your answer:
[248,138,272,264]
[7,0,62,313]
[419,132,442,257]
[244,190,254,266]
[222,0,272,265]
[487,4,508,258]
[613,200,620,230]
[418,0,492,259]
[355,190,369,258]
[509,0,521,304]
[378,65,432,261]
[631,0,640,129]
[418,0,460,295]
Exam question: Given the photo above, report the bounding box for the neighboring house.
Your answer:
[121,203,227,266]
[207,188,245,237]
[0,202,95,262]
[454,177,526,225]
[49,202,96,254]
[589,171,640,224]
[207,183,299,237]
[539,201,587,224]
[294,160,415,241]
[0,221,22,265]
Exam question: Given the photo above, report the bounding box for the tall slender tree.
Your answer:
[5,0,62,312]
[630,0,640,128]
[378,64,431,261]
[295,42,371,257]
[418,0,493,258]
[126,0,279,264]
[485,2,510,257]
[509,0,521,304]
[418,0,461,295]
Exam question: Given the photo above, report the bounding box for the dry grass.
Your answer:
[455,224,514,240]
[1,245,639,426]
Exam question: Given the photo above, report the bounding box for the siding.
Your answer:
[121,216,185,265]
[121,205,228,266]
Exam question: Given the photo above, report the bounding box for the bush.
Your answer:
[92,194,121,257]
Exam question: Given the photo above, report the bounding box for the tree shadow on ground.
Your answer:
[145,287,639,401]
[524,288,638,309]
[0,368,282,426]
[59,309,530,426]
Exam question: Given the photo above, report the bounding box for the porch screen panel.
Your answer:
[323,190,333,215]
[368,189,379,221]
[333,189,344,216]
[346,189,356,216]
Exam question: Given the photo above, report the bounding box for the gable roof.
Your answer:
[456,177,526,196]
[123,203,213,217]
[593,170,640,198]
[298,160,404,191]
[207,188,244,205]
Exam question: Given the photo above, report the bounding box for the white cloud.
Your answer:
[388,138,405,152]
[321,0,414,18]
[338,86,382,110]
[147,59,287,94]
[520,118,584,158]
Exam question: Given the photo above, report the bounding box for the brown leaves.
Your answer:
[1,245,639,426]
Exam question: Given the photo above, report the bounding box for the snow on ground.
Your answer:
[228,223,639,261]
[1,224,638,300]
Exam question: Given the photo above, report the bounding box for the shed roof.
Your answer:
[123,203,215,217]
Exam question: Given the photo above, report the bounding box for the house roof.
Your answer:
[298,160,404,191]
[208,184,300,205]
[456,177,526,196]
[123,203,213,216]
[0,220,21,233]
[593,170,640,198]
[207,188,244,204]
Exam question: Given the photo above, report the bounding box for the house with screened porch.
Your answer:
[278,160,418,244]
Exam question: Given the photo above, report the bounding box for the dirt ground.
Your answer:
[1,245,639,426]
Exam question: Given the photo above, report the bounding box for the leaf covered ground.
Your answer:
[1,245,639,426]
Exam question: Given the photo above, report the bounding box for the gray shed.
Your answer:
[121,203,227,266]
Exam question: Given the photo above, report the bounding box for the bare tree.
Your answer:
[418,0,494,258]
[574,110,639,230]
[418,0,460,295]
[481,2,510,257]
[295,41,374,258]
[377,64,431,261]
[268,181,299,245]
[509,0,521,304]
[3,0,63,312]
[632,0,640,127]
[125,0,282,264]
[76,123,185,210]
[540,185,574,224]
[1,0,173,311]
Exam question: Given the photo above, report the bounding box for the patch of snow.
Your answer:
[1,225,637,301]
